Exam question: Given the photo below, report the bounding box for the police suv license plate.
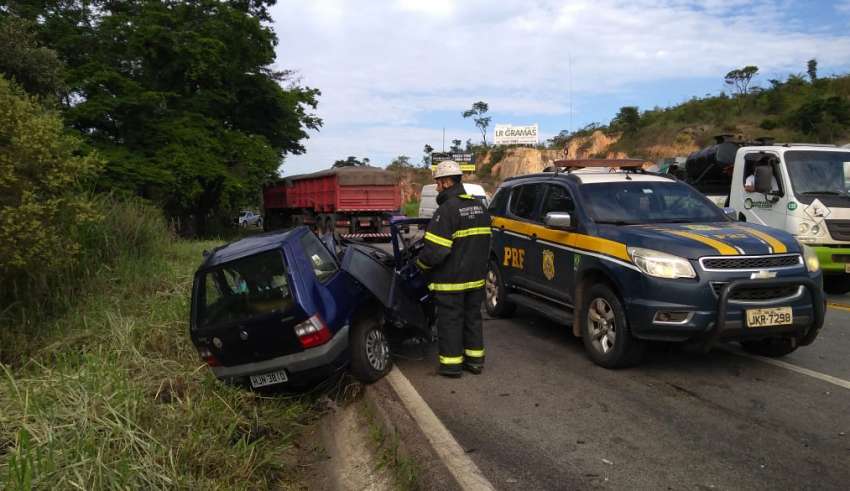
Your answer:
[250,369,288,388]
[746,307,793,328]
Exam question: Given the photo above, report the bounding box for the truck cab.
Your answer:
[684,139,850,293]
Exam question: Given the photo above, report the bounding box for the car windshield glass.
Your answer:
[785,151,850,197]
[581,181,726,224]
[198,250,293,328]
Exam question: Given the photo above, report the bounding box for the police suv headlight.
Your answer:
[628,247,696,279]
[795,240,820,273]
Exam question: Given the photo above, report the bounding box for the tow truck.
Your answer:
[486,160,825,368]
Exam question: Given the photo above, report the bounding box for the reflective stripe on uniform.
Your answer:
[464,348,485,358]
[459,194,474,199]
[439,355,464,365]
[415,259,431,270]
[425,232,453,248]
[428,279,486,292]
[452,227,491,239]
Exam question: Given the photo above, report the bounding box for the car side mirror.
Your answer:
[544,212,573,230]
[754,166,773,194]
[722,207,738,221]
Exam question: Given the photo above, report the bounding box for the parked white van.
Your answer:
[418,183,489,219]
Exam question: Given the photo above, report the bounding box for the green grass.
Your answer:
[0,233,317,489]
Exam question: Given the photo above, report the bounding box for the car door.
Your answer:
[739,151,788,227]
[498,182,545,288]
[524,183,576,305]
[295,231,362,335]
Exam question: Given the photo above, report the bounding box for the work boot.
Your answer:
[463,362,484,375]
[438,364,462,378]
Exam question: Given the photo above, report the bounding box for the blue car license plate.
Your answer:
[250,369,288,388]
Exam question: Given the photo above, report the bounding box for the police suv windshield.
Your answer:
[785,151,850,197]
[581,181,727,225]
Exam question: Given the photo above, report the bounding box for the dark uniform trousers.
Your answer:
[434,288,485,367]
[415,183,490,372]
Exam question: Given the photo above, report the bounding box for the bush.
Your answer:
[0,76,101,285]
[760,118,779,130]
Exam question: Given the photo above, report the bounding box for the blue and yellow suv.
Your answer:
[486,161,825,368]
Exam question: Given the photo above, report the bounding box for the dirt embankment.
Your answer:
[490,130,626,180]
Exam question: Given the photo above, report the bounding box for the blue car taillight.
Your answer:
[197,346,221,367]
[294,314,332,348]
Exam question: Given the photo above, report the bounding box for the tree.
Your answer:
[611,106,641,135]
[386,155,413,171]
[462,101,491,146]
[724,66,759,98]
[789,96,850,142]
[0,75,101,290]
[333,156,369,168]
[8,1,322,235]
[450,139,463,152]
[807,59,818,82]
[0,16,64,99]
[422,144,434,167]
[547,130,572,149]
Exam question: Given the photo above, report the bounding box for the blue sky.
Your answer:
[270,0,850,175]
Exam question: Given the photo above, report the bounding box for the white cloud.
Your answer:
[271,0,850,174]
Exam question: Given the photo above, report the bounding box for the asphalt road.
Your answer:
[394,294,850,490]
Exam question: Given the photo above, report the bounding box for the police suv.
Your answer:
[486,160,825,368]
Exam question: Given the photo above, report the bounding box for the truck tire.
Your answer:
[578,283,645,368]
[824,276,850,295]
[741,338,798,357]
[349,314,392,383]
[485,259,515,318]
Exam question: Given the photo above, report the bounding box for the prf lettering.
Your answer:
[503,247,525,269]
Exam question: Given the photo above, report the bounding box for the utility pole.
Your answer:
[568,52,573,134]
[442,127,445,152]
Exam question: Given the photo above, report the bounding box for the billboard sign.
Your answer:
[494,124,539,145]
[430,152,476,173]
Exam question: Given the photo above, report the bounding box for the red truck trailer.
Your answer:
[263,166,402,239]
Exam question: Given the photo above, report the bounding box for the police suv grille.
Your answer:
[711,283,801,301]
[700,254,801,270]
[825,219,850,241]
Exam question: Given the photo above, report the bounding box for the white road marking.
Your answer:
[385,367,496,491]
[725,348,850,391]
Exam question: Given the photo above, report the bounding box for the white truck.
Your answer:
[681,136,850,293]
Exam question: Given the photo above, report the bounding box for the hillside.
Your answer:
[480,69,850,179]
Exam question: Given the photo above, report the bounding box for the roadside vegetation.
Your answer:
[549,62,850,158]
[0,4,329,489]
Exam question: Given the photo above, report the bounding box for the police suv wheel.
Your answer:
[740,338,798,357]
[350,316,392,383]
[579,284,645,368]
[485,259,515,318]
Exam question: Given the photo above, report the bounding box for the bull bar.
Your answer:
[704,277,825,351]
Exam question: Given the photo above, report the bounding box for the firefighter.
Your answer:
[416,160,491,378]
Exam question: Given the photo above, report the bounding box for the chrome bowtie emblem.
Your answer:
[750,270,777,280]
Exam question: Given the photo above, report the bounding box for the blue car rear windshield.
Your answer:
[198,250,293,329]
[581,181,726,225]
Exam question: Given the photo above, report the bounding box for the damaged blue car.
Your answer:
[189,218,432,389]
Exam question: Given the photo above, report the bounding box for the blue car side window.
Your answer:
[300,232,339,283]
